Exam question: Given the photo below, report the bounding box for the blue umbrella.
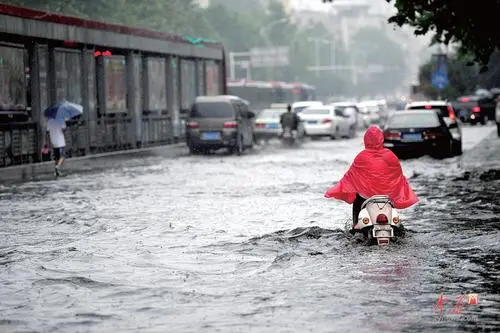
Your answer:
[44,101,83,122]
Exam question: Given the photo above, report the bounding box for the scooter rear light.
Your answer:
[392,216,400,224]
[376,214,388,224]
[362,217,370,224]
[472,106,480,113]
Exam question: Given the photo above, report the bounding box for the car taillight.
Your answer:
[255,122,265,128]
[186,121,199,129]
[322,119,332,124]
[384,131,401,140]
[376,214,388,224]
[223,121,238,128]
[472,106,480,113]
[423,129,445,139]
[447,105,456,120]
[424,105,433,109]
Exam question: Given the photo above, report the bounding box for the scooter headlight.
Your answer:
[362,217,370,224]
[392,216,400,224]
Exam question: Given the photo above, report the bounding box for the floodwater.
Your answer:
[0,126,499,333]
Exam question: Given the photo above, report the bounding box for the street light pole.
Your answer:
[259,18,287,79]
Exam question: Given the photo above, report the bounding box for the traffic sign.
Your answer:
[431,70,448,89]
[250,46,289,68]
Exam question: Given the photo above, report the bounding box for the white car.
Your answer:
[299,105,354,139]
[357,101,382,128]
[292,101,323,114]
[329,102,361,130]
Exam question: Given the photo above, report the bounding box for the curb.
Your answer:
[0,143,188,185]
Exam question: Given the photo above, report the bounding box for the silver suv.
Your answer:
[186,96,256,155]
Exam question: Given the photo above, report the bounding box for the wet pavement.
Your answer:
[0,125,499,333]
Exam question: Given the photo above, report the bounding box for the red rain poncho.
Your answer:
[324,126,418,209]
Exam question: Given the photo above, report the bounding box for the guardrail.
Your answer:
[0,122,38,167]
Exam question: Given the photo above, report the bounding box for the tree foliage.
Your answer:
[5,0,407,96]
[418,50,500,100]
[322,0,500,72]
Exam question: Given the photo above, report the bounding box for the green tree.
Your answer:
[321,0,500,71]
[418,55,480,100]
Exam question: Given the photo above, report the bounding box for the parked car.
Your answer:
[357,100,382,128]
[383,110,454,159]
[254,107,305,142]
[299,105,354,139]
[452,95,496,125]
[291,101,323,114]
[405,100,462,155]
[330,102,361,131]
[185,95,255,155]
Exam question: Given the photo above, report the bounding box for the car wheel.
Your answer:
[452,140,463,156]
[481,115,489,125]
[188,145,200,155]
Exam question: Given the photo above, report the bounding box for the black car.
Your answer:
[383,110,454,159]
[452,95,496,125]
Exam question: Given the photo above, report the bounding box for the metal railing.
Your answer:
[0,122,38,167]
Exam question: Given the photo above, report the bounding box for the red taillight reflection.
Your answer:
[447,105,456,120]
[322,119,332,124]
[423,130,445,139]
[384,131,401,140]
[424,105,433,109]
[187,121,199,129]
[223,121,238,128]
[376,214,388,224]
[472,106,480,113]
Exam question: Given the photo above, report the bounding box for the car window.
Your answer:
[293,106,310,113]
[334,109,345,117]
[407,105,448,117]
[388,113,440,128]
[301,108,330,115]
[259,109,285,118]
[190,102,234,118]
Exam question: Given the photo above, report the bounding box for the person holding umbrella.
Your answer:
[43,101,83,177]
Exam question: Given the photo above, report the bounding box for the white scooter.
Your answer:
[354,195,405,246]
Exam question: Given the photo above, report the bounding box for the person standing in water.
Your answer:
[45,118,67,177]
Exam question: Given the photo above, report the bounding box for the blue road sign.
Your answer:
[432,70,448,89]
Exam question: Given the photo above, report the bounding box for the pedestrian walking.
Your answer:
[44,118,66,176]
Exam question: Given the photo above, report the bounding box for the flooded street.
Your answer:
[1,125,499,333]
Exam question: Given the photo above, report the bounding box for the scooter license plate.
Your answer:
[373,226,394,238]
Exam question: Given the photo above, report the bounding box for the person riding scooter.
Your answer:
[280,104,300,137]
[324,126,419,228]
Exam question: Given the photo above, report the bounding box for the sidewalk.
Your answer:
[0,143,187,184]
[460,131,500,169]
